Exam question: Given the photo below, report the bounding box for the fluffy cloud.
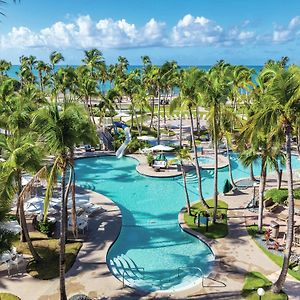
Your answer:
[272,16,300,43]
[0,14,299,51]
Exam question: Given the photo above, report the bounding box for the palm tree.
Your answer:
[0,134,42,244]
[199,62,231,222]
[32,101,97,300]
[171,68,208,208]
[0,59,12,76]
[172,149,192,215]
[247,66,300,293]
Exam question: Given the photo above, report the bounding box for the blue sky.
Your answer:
[0,0,299,65]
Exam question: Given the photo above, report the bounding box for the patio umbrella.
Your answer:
[137,136,157,141]
[24,196,44,214]
[149,145,174,152]
[0,221,22,234]
[114,111,130,121]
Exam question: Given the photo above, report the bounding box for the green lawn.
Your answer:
[242,272,287,299]
[184,199,228,239]
[246,225,300,281]
[14,232,82,280]
[0,293,21,300]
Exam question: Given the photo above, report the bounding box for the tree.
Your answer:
[248,66,300,293]
[32,101,97,300]
[173,149,192,215]
[199,61,231,222]
[171,68,208,208]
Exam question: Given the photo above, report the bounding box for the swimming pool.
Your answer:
[197,156,214,165]
[75,153,300,292]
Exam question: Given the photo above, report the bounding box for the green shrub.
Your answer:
[37,220,56,237]
[127,140,148,154]
[147,153,154,166]
[0,292,21,300]
[265,187,300,204]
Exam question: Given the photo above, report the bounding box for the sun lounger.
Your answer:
[152,160,167,169]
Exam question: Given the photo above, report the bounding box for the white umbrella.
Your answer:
[24,196,44,214]
[137,136,157,141]
[0,221,22,234]
[114,112,130,118]
[149,145,174,152]
[21,174,33,186]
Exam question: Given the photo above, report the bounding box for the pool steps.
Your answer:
[109,254,209,291]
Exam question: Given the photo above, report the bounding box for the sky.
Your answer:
[0,0,300,65]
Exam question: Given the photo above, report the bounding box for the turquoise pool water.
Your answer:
[197,156,214,165]
[75,153,300,292]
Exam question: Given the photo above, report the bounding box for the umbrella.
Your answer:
[24,196,44,214]
[223,179,233,194]
[0,221,22,234]
[137,136,157,141]
[114,111,130,118]
[149,145,174,152]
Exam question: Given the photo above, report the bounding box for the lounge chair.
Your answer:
[264,198,279,212]
[152,160,167,169]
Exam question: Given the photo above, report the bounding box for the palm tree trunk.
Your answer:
[258,157,267,233]
[188,106,207,207]
[149,96,155,129]
[274,161,282,190]
[133,109,142,136]
[226,138,236,188]
[19,196,42,262]
[179,111,183,148]
[196,106,200,134]
[70,151,78,238]
[250,162,256,181]
[297,126,300,157]
[59,160,68,300]
[163,95,166,125]
[272,125,295,293]
[181,164,191,215]
[89,96,96,125]
[212,109,219,223]
[157,90,161,144]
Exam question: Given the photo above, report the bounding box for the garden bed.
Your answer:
[184,199,228,239]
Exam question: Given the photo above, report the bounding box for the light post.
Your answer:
[257,287,265,299]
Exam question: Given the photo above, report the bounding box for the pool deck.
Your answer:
[178,172,300,300]
[1,153,300,299]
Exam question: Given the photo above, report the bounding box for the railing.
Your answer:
[122,266,145,288]
[177,266,204,287]
[177,266,226,288]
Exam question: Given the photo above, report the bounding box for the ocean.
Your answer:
[5,65,262,93]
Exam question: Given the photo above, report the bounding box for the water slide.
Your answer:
[114,122,131,158]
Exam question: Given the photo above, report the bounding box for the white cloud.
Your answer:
[0,14,299,51]
[272,16,300,43]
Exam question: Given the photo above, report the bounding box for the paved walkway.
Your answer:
[179,173,300,299]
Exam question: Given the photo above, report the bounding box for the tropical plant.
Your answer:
[32,100,97,300]
[247,66,300,293]
[199,61,231,222]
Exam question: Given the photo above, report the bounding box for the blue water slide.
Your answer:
[114,122,131,158]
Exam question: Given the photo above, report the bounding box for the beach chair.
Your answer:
[152,160,167,169]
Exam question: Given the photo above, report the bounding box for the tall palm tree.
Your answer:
[171,68,208,208]
[199,62,231,222]
[248,66,300,293]
[32,101,97,300]
[171,149,192,215]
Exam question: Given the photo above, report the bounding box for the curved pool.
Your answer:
[75,153,300,292]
